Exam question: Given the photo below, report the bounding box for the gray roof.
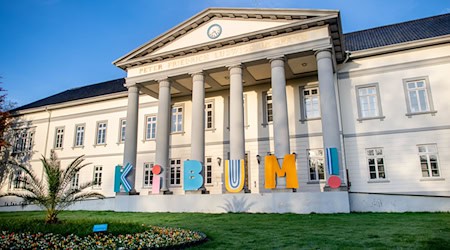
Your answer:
[14,13,450,112]
[344,13,450,51]
[13,78,126,112]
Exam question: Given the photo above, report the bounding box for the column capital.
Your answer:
[269,56,285,68]
[227,64,242,71]
[127,84,141,93]
[268,55,285,64]
[157,78,172,88]
[190,72,204,81]
[314,48,332,60]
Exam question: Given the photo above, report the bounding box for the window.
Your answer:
[145,116,157,140]
[11,170,25,190]
[119,119,126,143]
[55,127,64,149]
[205,102,214,129]
[143,162,154,188]
[205,157,213,185]
[13,129,34,153]
[366,148,386,180]
[171,106,183,133]
[74,125,85,147]
[418,144,440,177]
[302,87,321,119]
[71,171,80,189]
[307,149,325,181]
[263,91,273,123]
[96,122,107,145]
[404,77,435,115]
[170,159,181,186]
[93,166,102,188]
[356,84,383,119]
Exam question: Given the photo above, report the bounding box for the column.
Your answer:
[155,79,172,192]
[122,84,140,194]
[228,65,245,160]
[315,49,342,174]
[270,57,290,158]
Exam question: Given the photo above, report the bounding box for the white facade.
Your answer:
[2,8,449,213]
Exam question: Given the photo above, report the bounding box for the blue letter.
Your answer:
[183,160,203,191]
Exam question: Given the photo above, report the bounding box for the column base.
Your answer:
[324,185,348,192]
[116,191,140,196]
[185,189,210,194]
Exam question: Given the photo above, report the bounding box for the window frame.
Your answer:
[262,90,273,125]
[13,128,35,153]
[54,126,65,149]
[73,124,85,148]
[95,121,108,145]
[71,171,80,189]
[92,166,103,189]
[169,158,182,187]
[143,162,154,188]
[418,144,441,179]
[306,149,325,183]
[355,83,385,121]
[299,85,321,122]
[144,114,157,140]
[403,76,436,117]
[205,100,215,131]
[118,118,126,144]
[171,105,184,134]
[366,148,389,182]
[205,157,213,185]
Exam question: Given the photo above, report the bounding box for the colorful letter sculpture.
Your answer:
[183,160,204,191]
[114,163,132,193]
[225,159,245,193]
[326,147,341,189]
[264,154,298,189]
[151,165,162,194]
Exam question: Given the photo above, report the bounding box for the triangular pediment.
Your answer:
[114,8,342,69]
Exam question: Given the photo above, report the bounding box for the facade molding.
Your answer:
[343,125,450,138]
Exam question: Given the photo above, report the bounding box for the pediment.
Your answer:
[114,8,342,69]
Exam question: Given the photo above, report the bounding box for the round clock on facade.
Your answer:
[207,24,222,39]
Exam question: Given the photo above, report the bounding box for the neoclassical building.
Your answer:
[2,8,449,213]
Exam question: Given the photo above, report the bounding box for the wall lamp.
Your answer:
[217,157,222,166]
[256,155,261,165]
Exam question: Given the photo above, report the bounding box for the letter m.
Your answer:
[264,154,298,189]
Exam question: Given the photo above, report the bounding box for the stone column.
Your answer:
[190,72,205,162]
[122,84,140,194]
[228,65,245,160]
[270,57,290,158]
[315,49,342,173]
[155,79,172,192]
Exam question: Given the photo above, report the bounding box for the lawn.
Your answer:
[0,211,449,249]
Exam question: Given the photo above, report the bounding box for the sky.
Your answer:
[1,0,449,107]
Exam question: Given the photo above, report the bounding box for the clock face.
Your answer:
[207,24,222,39]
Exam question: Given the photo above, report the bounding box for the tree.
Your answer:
[0,151,105,224]
[0,78,15,188]
[0,77,11,149]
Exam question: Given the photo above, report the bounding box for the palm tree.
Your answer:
[0,151,104,224]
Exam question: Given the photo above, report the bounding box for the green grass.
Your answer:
[0,211,449,249]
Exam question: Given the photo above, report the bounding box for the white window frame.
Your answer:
[71,171,80,189]
[205,100,215,130]
[171,106,184,133]
[96,121,107,145]
[93,166,102,189]
[10,170,26,190]
[74,124,85,147]
[205,157,213,185]
[145,115,157,140]
[403,77,436,116]
[366,148,388,181]
[300,86,321,122]
[356,83,385,121]
[119,119,126,143]
[170,159,181,186]
[143,162,154,188]
[418,144,441,178]
[13,128,35,153]
[54,127,64,149]
[262,90,273,125]
[307,149,325,182]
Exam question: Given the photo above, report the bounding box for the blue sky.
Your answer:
[1,0,449,107]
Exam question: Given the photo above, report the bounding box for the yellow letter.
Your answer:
[264,154,298,189]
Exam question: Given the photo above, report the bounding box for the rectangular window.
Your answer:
[74,125,85,147]
[303,87,321,119]
[171,106,183,133]
[93,166,102,188]
[418,144,440,177]
[12,170,25,190]
[205,102,214,129]
[145,116,157,140]
[119,119,126,143]
[71,171,80,189]
[96,122,107,145]
[170,159,181,186]
[13,129,34,153]
[55,127,64,149]
[205,157,213,185]
[307,149,325,181]
[404,77,435,114]
[143,162,154,188]
[264,91,273,123]
[356,84,383,119]
[366,148,386,180]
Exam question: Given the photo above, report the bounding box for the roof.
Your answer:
[13,78,126,112]
[344,13,450,51]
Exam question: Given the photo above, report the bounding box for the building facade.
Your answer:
[2,8,450,213]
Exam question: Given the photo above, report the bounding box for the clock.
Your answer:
[207,24,222,39]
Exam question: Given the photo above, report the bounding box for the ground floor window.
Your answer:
[93,166,102,188]
[366,148,386,180]
[143,162,154,187]
[307,149,325,181]
[418,144,440,177]
[170,159,181,186]
[205,157,213,185]
[71,171,80,189]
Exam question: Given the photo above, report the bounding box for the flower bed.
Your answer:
[0,226,207,249]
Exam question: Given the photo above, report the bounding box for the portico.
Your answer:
[114,8,346,194]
